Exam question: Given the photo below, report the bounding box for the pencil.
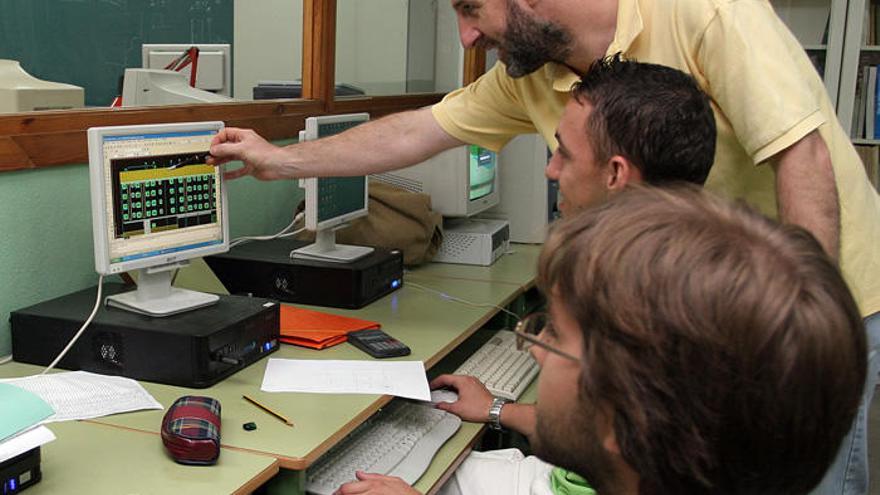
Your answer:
[243,394,294,427]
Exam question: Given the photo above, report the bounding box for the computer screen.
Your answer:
[291,113,373,262]
[468,145,496,201]
[316,176,368,224]
[88,121,228,316]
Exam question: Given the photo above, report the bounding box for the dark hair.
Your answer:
[572,55,716,185]
[538,185,866,494]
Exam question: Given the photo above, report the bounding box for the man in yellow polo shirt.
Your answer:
[210,1,880,492]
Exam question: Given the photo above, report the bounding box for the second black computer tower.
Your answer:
[205,239,404,309]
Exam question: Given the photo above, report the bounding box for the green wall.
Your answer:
[0,153,302,358]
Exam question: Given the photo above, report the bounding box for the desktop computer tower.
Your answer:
[10,284,280,388]
[205,238,404,309]
[480,134,559,243]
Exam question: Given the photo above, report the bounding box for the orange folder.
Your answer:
[279,305,381,350]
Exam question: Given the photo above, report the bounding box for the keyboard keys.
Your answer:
[306,401,460,495]
[454,330,539,401]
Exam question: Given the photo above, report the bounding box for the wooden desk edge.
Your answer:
[234,459,281,495]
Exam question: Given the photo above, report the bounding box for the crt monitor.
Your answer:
[88,121,229,316]
[290,113,374,263]
[371,144,500,218]
[121,69,232,107]
[142,44,232,96]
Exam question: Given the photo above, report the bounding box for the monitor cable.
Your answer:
[41,274,105,375]
[229,211,306,249]
[404,280,521,322]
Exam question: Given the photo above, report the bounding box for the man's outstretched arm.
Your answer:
[209,106,464,180]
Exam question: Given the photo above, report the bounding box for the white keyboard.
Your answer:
[454,330,539,401]
[306,401,461,495]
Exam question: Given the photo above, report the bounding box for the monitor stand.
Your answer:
[289,228,374,263]
[105,262,219,317]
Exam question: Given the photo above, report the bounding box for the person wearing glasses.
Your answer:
[338,186,866,495]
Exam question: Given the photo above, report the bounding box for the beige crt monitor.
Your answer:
[141,44,232,96]
[121,69,232,107]
[0,59,84,113]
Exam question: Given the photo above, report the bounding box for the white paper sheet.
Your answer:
[0,426,56,464]
[0,371,163,423]
[261,358,431,401]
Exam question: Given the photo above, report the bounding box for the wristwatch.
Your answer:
[487,397,509,431]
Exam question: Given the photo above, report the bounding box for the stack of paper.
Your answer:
[280,305,381,349]
[0,371,163,423]
[0,383,56,464]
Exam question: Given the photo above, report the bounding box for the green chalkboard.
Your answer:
[0,0,233,106]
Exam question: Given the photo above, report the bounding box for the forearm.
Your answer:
[772,130,840,259]
[276,106,463,178]
[500,403,537,438]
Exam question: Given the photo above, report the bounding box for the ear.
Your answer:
[605,156,643,192]
[598,406,622,455]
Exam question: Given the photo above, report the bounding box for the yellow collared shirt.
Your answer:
[432,0,880,316]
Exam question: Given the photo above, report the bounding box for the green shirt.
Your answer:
[550,467,597,495]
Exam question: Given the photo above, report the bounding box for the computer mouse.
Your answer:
[430,389,459,405]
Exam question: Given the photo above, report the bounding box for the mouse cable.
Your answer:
[41,274,105,375]
[229,211,305,249]
[404,280,521,322]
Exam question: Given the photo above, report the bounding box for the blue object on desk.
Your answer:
[0,383,54,441]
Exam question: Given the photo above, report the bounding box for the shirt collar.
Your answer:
[607,0,644,55]
[546,63,579,93]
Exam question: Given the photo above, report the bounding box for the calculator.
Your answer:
[347,329,411,358]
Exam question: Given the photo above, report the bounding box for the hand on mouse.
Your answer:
[429,374,494,423]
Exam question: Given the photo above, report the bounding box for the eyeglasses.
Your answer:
[513,312,580,362]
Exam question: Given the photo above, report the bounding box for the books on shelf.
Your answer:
[851,58,880,139]
[855,145,880,189]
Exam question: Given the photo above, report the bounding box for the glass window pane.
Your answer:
[335,0,463,97]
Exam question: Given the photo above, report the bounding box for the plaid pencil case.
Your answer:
[161,395,222,465]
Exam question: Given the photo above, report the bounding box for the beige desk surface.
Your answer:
[25,420,277,495]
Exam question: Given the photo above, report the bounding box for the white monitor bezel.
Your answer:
[301,113,370,231]
[87,121,229,276]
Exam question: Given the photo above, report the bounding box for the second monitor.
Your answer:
[290,113,375,263]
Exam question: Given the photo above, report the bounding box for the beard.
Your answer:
[493,0,574,78]
[532,396,619,493]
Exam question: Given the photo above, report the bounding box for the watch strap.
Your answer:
[488,397,509,430]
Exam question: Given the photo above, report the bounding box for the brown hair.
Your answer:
[572,54,716,186]
[538,185,866,494]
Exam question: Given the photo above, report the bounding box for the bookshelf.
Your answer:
[771,0,847,108]
[773,0,880,188]
[839,0,880,140]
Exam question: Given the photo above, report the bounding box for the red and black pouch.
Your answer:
[160,395,221,465]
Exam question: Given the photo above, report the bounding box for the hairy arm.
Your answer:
[210,106,463,180]
[771,130,840,259]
